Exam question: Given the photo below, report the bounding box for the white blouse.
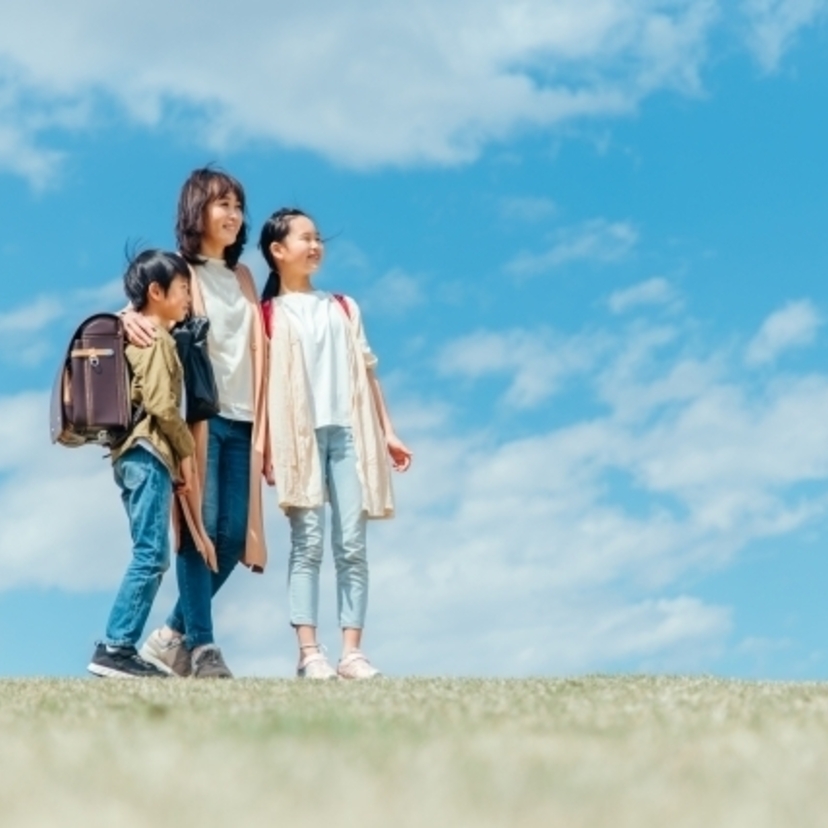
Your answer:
[276,290,376,429]
[196,258,254,422]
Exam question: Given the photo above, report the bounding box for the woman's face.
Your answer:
[273,216,323,277]
[203,191,243,253]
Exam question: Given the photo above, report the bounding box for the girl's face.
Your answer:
[272,216,323,277]
[203,190,243,253]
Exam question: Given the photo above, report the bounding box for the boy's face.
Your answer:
[149,274,191,326]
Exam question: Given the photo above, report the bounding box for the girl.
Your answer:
[124,168,270,679]
[261,208,412,680]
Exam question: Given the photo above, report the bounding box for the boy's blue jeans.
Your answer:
[288,426,368,630]
[105,446,172,648]
[166,416,251,650]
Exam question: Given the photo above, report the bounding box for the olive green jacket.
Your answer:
[110,325,194,475]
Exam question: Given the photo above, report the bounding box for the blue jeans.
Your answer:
[105,446,172,648]
[288,426,368,629]
[166,416,252,650]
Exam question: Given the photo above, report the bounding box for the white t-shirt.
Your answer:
[277,291,373,429]
[196,258,254,422]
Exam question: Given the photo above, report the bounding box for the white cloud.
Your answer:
[500,196,558,222]
[362,269,425,316]
[0,392,129,591]
[0,279,127,366]
[745,299,822,365]
[742,0,828,71]
[2,1,826,183]
[0,124,63,189]
[608,277,681,314]
[506,219,639,276]
[0,0,718,182]
[0,296,64,334]
[6,292,828,676]
[73,279,125,310]
[440,327,609,407]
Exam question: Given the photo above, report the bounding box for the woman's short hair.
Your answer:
[175,167,247,268]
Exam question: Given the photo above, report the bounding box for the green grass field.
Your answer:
[1,676,826,827]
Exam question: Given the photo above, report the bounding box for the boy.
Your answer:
[87,250,195,678]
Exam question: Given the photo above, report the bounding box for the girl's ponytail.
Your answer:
[262,270,281,302]
[258,207,310,301]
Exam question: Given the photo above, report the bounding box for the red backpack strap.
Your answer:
[332,293,351,320]
[261,299,274,338]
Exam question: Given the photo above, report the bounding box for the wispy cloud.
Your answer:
[745,299,822,365]
[0,296,64,335]
[500,196,558,222]
[506,219,639,276]
[440,327,609,408]
[0,280,126,366]
[0,0,719,183]
[362,269,426,316]
[608,278,681,314]
[742,0,828,71]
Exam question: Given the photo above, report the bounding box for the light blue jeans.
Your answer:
[105,446,172,648]
[288,426,368,629]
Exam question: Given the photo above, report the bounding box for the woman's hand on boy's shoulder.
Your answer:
[386,433,412,473]
[122,309,157,348]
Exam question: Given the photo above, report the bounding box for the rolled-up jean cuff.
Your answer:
[103,639,134,649]
[185,633,214,651]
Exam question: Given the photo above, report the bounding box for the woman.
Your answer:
[123,168,270,678]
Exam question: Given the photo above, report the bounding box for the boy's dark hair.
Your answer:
[259,208,311,301]
[176,167,247,268]
[124,249,190,311]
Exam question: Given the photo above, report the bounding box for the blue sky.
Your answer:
[2,0,828,678]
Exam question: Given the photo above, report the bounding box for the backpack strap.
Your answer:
[262,298,274,338]
[332,293,351,320]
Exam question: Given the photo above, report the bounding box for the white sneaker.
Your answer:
[337,650,381,680]
[139,629,191,677]
[297,651,338,680]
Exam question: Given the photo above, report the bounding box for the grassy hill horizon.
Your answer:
[1,676,825,827]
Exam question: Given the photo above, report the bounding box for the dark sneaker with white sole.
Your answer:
[87,643,168,679]
[191,644,233,679]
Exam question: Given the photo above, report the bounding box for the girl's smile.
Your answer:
[271,215,324,285]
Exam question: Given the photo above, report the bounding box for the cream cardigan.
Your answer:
[267,294,394,519]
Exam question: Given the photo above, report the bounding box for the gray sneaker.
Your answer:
[191,645,233,679]
[139,628,192,678]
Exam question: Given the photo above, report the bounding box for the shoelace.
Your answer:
[132,653,161,671]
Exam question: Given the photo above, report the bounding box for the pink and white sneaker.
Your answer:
[337,650,381,680]
[297,650,338,680]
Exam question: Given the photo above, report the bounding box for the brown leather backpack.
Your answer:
[50,313,133,448]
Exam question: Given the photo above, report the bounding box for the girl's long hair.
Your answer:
[259,208,310,301]
[176,167,248,268]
